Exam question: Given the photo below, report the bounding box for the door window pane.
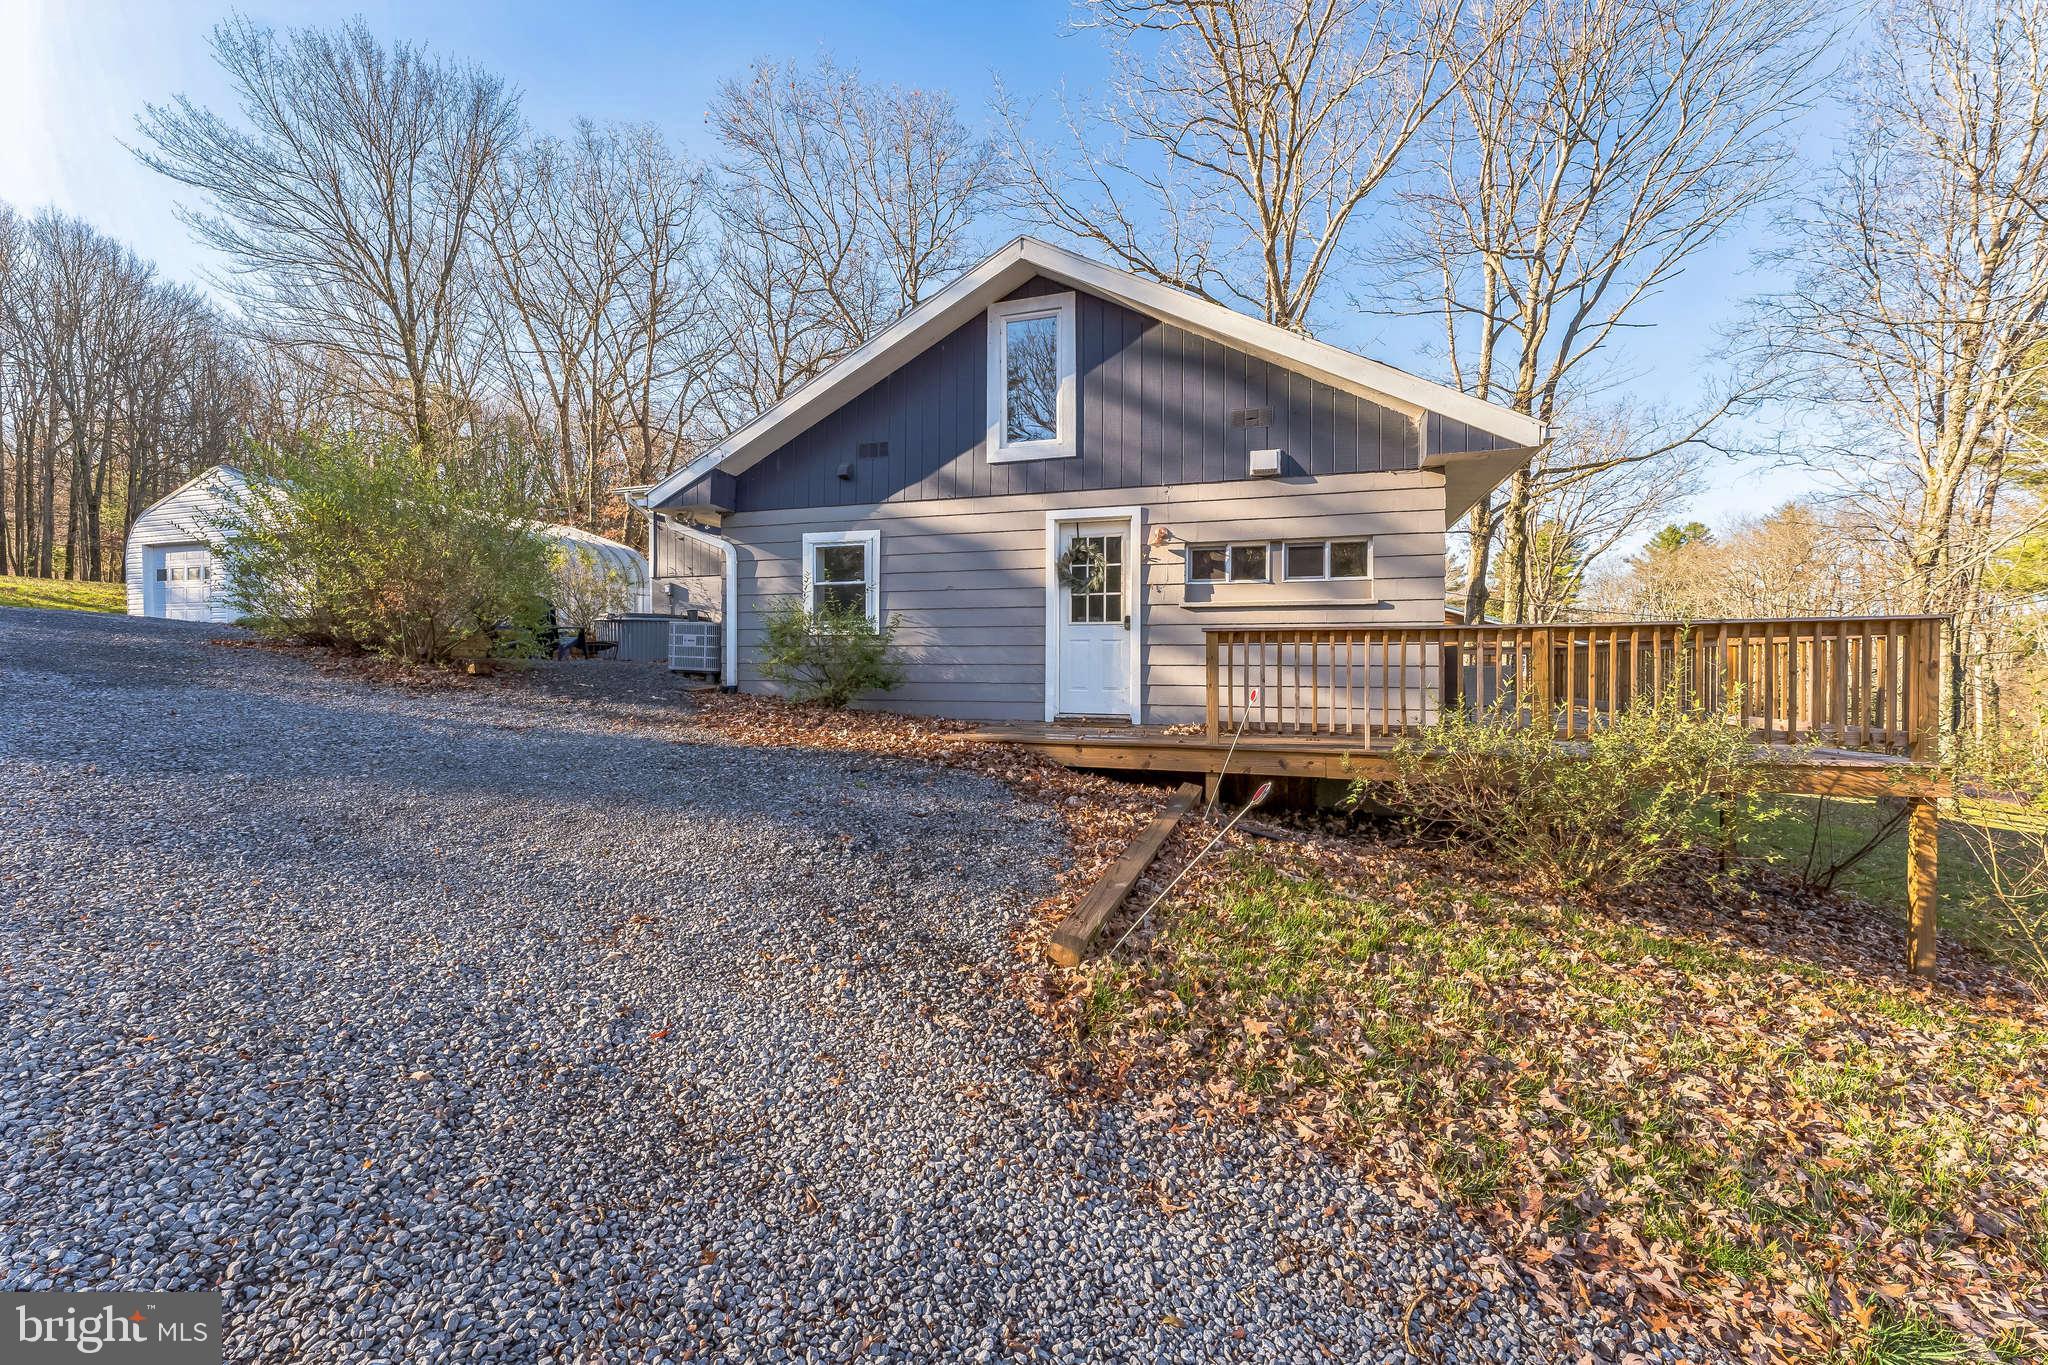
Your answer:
[1283,542,1327,580]
[1228,543,1268,582]
[1330,540,1371,579]
[1004,314,1059,443]
[1066,533,1123,624]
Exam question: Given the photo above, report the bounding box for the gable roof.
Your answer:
[647,236,1546,511]
[130,464,251,528]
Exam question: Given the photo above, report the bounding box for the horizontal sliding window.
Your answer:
[1280,538,1372,582]
[1187,542,1270,584]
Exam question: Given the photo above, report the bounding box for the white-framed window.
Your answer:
[800,529,881,623]
[1186,542,1271,584]
[1281,539,1373,582]
[986,292,1077,463]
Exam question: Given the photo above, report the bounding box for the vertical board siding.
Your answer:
[1426,410,1519,457]
[649,519,727,618]
[732,278,1435,513]
[726,469,1447,724]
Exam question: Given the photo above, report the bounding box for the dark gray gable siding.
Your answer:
[731,277,1424,513]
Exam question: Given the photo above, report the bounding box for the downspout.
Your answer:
[624,484,740,691]
[670,516,739,692]
[642,498,657,613]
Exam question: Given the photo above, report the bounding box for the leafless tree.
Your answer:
[1585,502,1902,620]
[134,16,519,454]
[1765,0,2048,733]
[1394,0,1826,620]
[853,82,1003,310]
[1001,0,1503,331]
[482,121,717,542]
[701,206,853,428]
[0,203,21,576]
[606,124,722,521]
[1502,406,1704,619]
[710,55,998,390]
[0,203,251,580]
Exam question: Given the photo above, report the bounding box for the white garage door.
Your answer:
[148,544,215,621]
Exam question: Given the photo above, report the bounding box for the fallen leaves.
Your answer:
[1027,836,2048,1361]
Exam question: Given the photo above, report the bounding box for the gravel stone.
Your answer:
[0,609,1701,1362]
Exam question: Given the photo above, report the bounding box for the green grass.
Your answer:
[1840,1307,1977,1364]
[0,574,126,613]
[1742,795,2045,972]
[1071,849,2048,1358]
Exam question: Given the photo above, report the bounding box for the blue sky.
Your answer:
[0,0,1828,527]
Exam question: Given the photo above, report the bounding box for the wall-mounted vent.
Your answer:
[1248,447,1284,478]
[1230,406,1273,429]
[836,460,855,481]
[857,440,888,459]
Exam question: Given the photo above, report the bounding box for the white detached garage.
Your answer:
[124,463,652,624]
[125,466,248,622]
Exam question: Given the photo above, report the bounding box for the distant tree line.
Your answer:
[0,206,246,578]
[0,18,998,579]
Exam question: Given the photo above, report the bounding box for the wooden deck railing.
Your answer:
[1202,617,1946,759]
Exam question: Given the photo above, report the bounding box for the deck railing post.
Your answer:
[1529,627,1555,733]
[1204,632,1221,740]
[1910,618,1942,763]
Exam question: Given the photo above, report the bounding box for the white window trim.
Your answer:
[1280,538,1374,583]
[800,528,881,624]
[1044,506,1145,723]
[987,292,1078,464]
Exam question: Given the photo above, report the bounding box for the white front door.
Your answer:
[150,545,214,621]
[1055,519,1132,718]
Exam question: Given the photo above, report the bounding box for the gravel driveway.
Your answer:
[1,609,1632,1363]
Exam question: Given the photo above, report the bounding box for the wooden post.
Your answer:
[1204,633,1222,740]
[1910,619,1942,763]
[1716,793,1736,873]
[1907,795,1938,978]
[1529,628,1554,733]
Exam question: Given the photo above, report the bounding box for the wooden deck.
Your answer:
[958,721,1951,799]
[965,616,1954,975]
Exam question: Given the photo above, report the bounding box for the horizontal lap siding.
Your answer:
[726,469,1446,723]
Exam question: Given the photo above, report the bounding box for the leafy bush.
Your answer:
[215,432,553,665]
[549,546,636,634]
[1354,694,1775,894]
[756,597,903,706]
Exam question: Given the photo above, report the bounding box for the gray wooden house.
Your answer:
[644,237,1544,724]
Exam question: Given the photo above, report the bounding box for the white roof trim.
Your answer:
[647,236,1547,507]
